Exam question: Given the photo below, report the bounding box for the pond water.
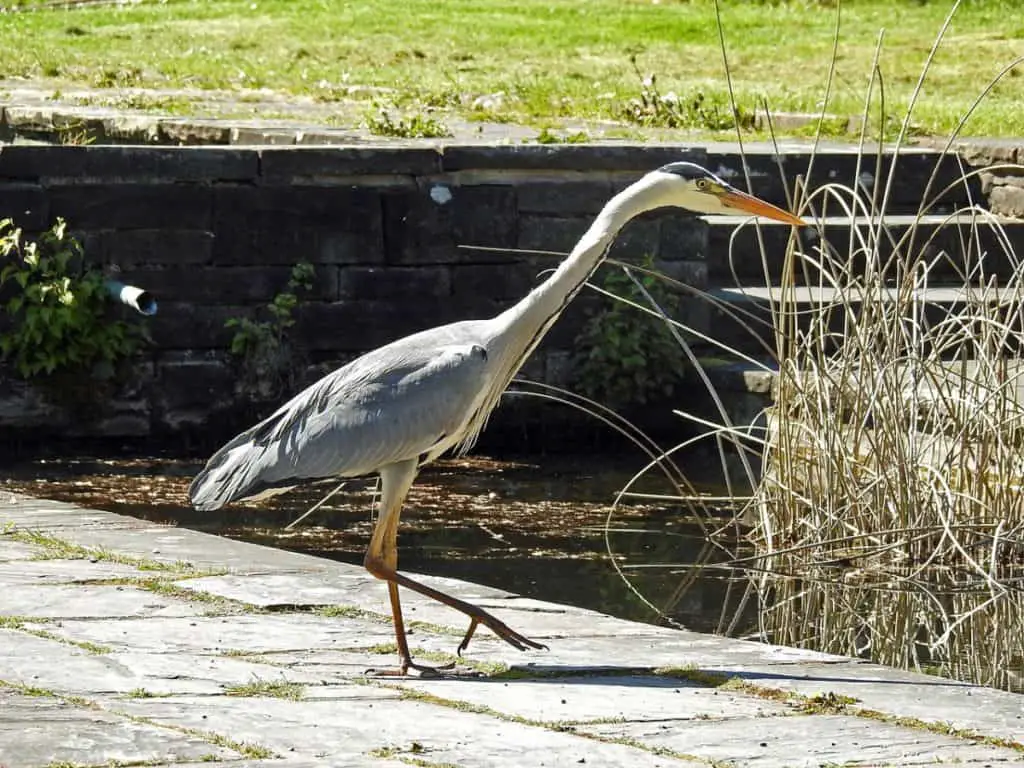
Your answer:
[2,451,754,634]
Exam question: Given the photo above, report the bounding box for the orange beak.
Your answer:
[719,188,806,227]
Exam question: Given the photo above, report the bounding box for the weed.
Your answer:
[535,128,590,144]
[619,55,754,131]
[364,103,451,139]
[0,614,112,654]
[3,528,216,577]
[573,254,687,409]
[223,678,304,701]
[225,261,314,402]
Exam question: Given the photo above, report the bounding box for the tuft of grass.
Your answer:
[3,527,219,576]
[1,614,112,655]
[363,103,451,139]
[223,678,305,701]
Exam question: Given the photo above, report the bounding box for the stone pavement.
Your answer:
[0,491,1022,768]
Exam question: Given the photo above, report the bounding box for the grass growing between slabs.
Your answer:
[0,0,1020,138]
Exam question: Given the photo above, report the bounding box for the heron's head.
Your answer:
[651,161,805,226]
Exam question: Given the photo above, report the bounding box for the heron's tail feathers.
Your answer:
[188,418,290,511]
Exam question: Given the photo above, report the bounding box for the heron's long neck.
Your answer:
[491,174,667,366]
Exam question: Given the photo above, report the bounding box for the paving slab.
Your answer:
[3,583,204,619]
[0,688,237,768]
[38,613,408,655]
[402,675,792,722]
[0,630,333,697]
[720,661,1024,744]
[0,539,41,561]
[584,714,1018,768]
[106,693,702,767]
[0,558,151,585]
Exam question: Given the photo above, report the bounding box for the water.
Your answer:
[2,451,753,633]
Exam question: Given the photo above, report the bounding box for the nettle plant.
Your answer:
[225,261,315,401]
[0,218,140,383]
[572,255,687,410]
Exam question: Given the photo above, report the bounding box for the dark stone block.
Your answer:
[295,298,498,352]
[260,147,442,179]
[0,183,48,229]
[149,303,258,349]
[0,145,258,182]
[516,180,614,215]
[382,184,517,264]
[116,265,337,304]
[48,184,212,229]
[451,263,541,303]
[659,215,709,262]
[518,215,588,254]
[96,229,215,267]
[653,259,709,291]
[212,185,383,266]
[701,147,977,213]
[441,144,706,172]
[214,185,381,231]
[216,227,382,267]
[610,217,661,262]
[155,355,236,415]
[338,265,450,301]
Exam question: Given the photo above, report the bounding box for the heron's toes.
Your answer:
[364,659,456,678]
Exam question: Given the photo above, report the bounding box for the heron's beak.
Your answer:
[719,188,805,227]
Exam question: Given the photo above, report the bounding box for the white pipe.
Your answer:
[104,281,157,316]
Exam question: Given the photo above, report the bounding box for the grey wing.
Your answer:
[189,341,489,510]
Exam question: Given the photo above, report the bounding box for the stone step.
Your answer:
[699,282,1024,359]
[698,142,978,214]
[701,213,1024,285]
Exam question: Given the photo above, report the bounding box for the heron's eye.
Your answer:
[696,179,708,190]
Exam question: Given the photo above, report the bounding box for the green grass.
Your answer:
[0,0,1020,137]
[223,678,305,701]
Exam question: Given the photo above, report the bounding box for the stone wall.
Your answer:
[0,144,717,448]
[0,141,1010,451]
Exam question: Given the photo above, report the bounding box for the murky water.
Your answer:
[2,451,753,633]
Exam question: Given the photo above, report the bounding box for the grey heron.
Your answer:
[189,162,804,675]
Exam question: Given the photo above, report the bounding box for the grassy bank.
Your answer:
[0,0,1020,139]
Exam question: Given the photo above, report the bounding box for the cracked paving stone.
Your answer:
[401,674,792,722]
[0,540,41,561]
[0,632,335,696]
[106,693,705,767]
[34,614,405,655]
[0,688,237,768]
[0,559,151,585]
[2,584,205,619]
[717,661,1024,745]
[582,713,1023,767]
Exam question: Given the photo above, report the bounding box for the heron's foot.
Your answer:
[457,614,549,657]
[364,657,457,678]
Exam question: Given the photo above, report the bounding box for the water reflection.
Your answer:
[3,453,753,634]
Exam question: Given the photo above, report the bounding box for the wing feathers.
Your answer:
[188,336,489,511]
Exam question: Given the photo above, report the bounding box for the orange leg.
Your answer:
[362,460,546,676]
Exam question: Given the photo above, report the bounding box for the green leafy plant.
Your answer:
[225,261,315,401]
[0,218,139,383]
[572,255,687,410]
